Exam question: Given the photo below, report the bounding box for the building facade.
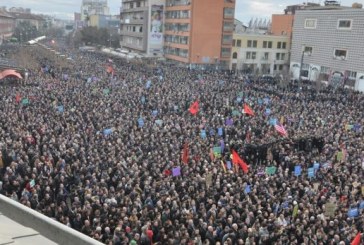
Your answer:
[120,0,164,56]
[231,33,290,75]
[0,10,15,44]
[164,0,235,69]
[81,0,109,22]
[290,7,364,91]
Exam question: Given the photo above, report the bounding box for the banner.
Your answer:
[150,5,163,45]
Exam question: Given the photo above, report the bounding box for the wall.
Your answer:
[190,0,227,64]
[271,14,294,36]
[0,194,103,245]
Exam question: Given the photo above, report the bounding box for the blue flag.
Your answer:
[265,109,271,116]
[245,185,251,194]
[347,208,359,218]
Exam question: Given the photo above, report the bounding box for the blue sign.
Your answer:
[146,80,151,89]
[313,162,320,170]
[152,110,158,116]
[245,185,251,194]
[236,97,242,103]
[57,105,64,113]
[141,96,146,104]
[258,98,263,105]
[294,166,302,176]
[359,201,364,210]
[308,167,315,178]
[226,161,232,170]
[269,118,278,126]
[265,109,271,116]
[138,118,144,127]
[200,130,206,139]
[218,128,223,136]
[103,128,112,136]
[209,129,215,136]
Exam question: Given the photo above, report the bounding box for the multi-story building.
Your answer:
[290,5,364,91]
[120,0,164,56]
[0,9,15,44]
[81,0,109,22]
[231,33,290,75]
[164,0,236,69]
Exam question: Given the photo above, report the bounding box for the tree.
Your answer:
[13,21,39,42]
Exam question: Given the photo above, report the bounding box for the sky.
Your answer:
[3,0,361,23]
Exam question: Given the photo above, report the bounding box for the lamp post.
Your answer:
[298,49,305,90]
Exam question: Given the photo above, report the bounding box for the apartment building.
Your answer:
[120,0,164,56]
[231,33,290,75]
[81,0,109,22]
[0,10,15,44]
[290,6,364,91]
[164,0,235,69]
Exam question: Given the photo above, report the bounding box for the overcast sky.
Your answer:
[3,0,361,23]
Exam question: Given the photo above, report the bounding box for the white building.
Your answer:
[231,32,290,75]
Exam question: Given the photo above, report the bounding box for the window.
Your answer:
[263,52,269,60]
[334,49,347,59]
[224,8,234,18]
[304,18,317,29]
[277,42,282,49]
[222,35,232,44]
[252,52,256,59]
[246,52,251,59]
[276,53,280,60]
[263,41,267,48]
[232,52,238,59]
[282,42,287,49]
[279,65,283,71]
[223,21,234,31]
[237,40,241,47]
[281,53,286,60]
[304,46,313,54]
[221,48,231,57]
[320,66,329,74]
[349,71,357,78]
[274,65,277,70]
[268,41,272,48]
[253,40,257,48]
[232,39,236,46]
[247,40,252,47]
[337,19,352,29]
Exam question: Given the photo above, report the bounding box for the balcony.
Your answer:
[166,0,192,8]
[121,18,144,25]
[120,30,144,38]
[121,6,148,13]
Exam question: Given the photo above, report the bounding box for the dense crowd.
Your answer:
[0,43,363,245]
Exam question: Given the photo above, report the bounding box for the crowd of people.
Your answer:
[0,42,363,245]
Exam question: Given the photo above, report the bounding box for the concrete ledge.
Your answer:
[0,194,104,245]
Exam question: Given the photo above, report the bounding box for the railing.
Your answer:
[0,194,103,245]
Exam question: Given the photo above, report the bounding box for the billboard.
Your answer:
[150,5,163,45]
